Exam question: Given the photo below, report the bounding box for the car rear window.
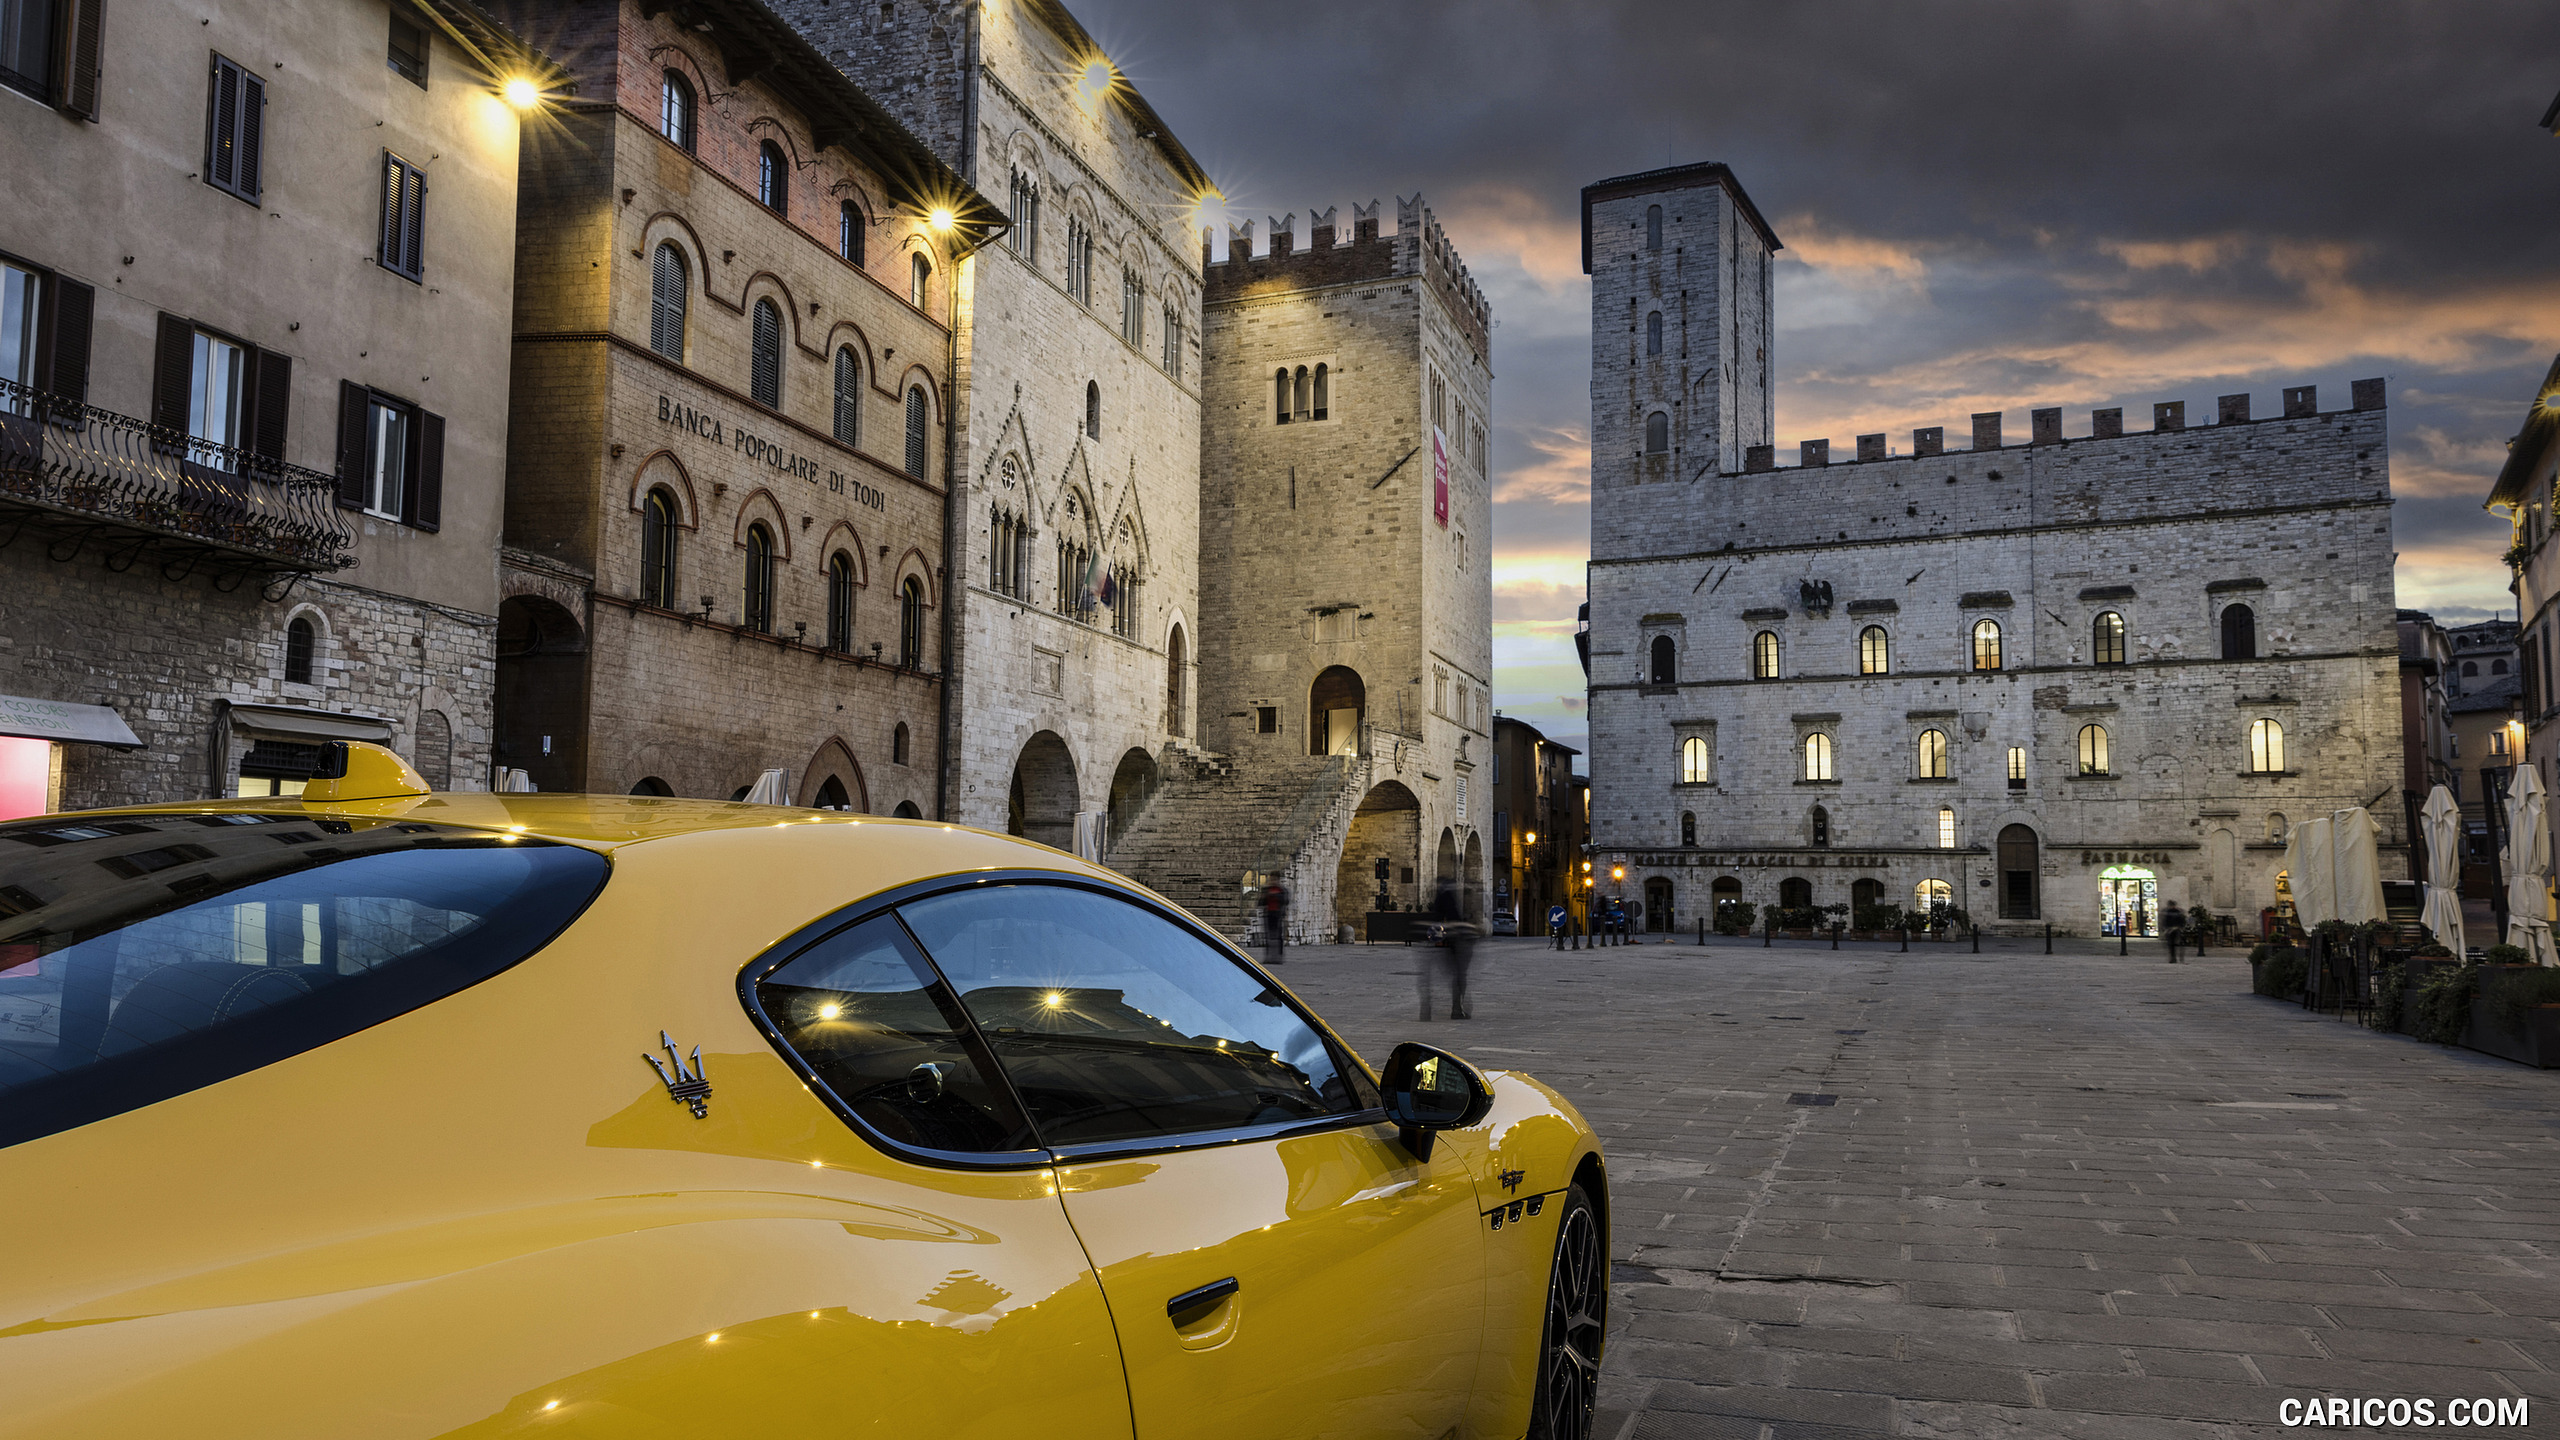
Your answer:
[0,813,609,1148]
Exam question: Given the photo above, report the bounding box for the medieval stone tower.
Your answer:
[1100,197,1496,941]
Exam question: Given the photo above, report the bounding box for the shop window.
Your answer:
[2249,718,2286,773]
[1916,728,1949,779]
[1803,733,1832,782]
[2092,610,2126,665]
[1752,630,1780,680]
[1913,878,1952,918]
[1971,618,2003,671]
[2076,723,2110,776]
[1859,625,1889,675]
[1679,736,1710,785]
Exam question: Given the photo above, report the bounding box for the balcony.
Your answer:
[0,377,356,587]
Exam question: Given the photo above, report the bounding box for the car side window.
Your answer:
[755,913,1038,1155]
[895,884,1375,1149]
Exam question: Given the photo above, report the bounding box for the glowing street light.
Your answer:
[501,77,543,110]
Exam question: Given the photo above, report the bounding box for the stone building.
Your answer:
[2445,617,2518,699]
[2486,351,2560,909]
[1581,160,2405,937]
[490,0,997,809]
[776,0,1209,849]
[0,0,548,813]
[2397,610,2457,819]
[1490,715,1580,935]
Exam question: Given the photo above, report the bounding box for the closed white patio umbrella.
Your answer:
[743,768,791,806]
[2327,805,2389,926]
[2285,815,2334,929]
[2419,785,2466,955]
[2504,765,2556,965]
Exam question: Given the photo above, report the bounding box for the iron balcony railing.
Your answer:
[0,376,355,574]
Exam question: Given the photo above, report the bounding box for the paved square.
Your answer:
[1274,933,2560,1438]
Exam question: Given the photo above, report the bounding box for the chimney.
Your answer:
[2092,408,2123,439]
[2153,400,2186,432]
[1856,433,1886,462]
[2283,385,2317,418]
[1971,412,2002,450]
[1913,426,1944,457]
[2352,377,2385,411]
[1744,444,1775,473]
[2217,393,2251,425]
[1800,439,1830,468]
[1309,205,1337,251]
[2031,407,2062,445]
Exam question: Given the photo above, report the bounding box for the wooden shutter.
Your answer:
[236,70,264,199]
[37,278,93,404]
[380,155,425,280]
[407,409,442,531]
[205,57,261,202]
[249,350,291,462]
[334,380,369,508]
[58,0,106,120]
[151,314,194,435]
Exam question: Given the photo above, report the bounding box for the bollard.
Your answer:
[2119,925,2128,957]
[1764,915,1773,948]
[1831,924,1840,951]
[1698,916,1707,947]
[2045,923,2053,955]
[1972,924,1980,954]
[1899,926,1909,953]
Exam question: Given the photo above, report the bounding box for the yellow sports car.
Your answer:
[0,743,1606,1439]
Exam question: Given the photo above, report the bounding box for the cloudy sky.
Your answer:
[1081,0,2560,759]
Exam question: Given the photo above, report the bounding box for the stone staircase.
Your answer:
[1105,746,1364,943]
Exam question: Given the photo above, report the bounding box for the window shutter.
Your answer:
[250,350,291,462]
[334,380,368,508]
[59,0,106,120]
[407,409,442,531]
[380,155,424,280]
[38,278,93,404]
[151,314,193,435]
[207,59,237,191]
[236,71,265,199]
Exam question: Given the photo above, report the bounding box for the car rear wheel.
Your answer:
[1527,1182,1604,1440]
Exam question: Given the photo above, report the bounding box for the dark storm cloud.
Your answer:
[1070,0,2560,725]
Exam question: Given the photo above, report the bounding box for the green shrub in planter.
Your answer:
[2485,943,2529,966]
[2370,961,2407,1032]
[2253,947,2307,998]
[2487,966,2560,1032]
[2249,942,2273,964]
[2414,965,2477,1045]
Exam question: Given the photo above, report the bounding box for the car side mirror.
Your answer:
[1379,1041,1493,1161]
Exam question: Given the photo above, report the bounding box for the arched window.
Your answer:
[899,575,926,667]
[2008,746,2028,790]
[1938,807,1958,849]
[1780,875,1814,908]
[1914,878,1952,915]
[910,253,930,309]
[826,551,854,652]
[1916,727,1949,779]
[640,488,678,608]
[1085,380,1101,439]
[2463,660,2479,676]
[1681,811,1697,847]
[284,616,316,684]
[1644,411,1669,455]
[1273,368,1290,424]
[1649,634,1676,684]
[1752,630,1780,680]
[750,298,783,408]
[1166,625,1187,737]
[2267,811,2287,842]
[1645,311,1663,356]
[2092,610,2126,665]
[2220,603,2257,660]
[1803,733,1833,781]
[2249,718,2286,773]
[649,243,687,361]
[893,721,911,765]
[2076,723,2111,776]
[1810,806,1830,848]
[839,201,864,264]
[832,347,860,445]
[1645,203,1662,252]
[743,522,775,633]
[1293,365,1311,419]
[1971,618,2003,671]
[904,386,928,477]
[2492,658,2508,675]
[660,71,695,152]
[757,140,787,212]
[1859,625,1889,674]
[1312,363,1329,419]
[1680,736,1710,784]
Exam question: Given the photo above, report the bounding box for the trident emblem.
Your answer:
[643,1031,713,1118]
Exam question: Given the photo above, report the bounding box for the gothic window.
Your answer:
[757,140,787,213]
[839,201,864,264]
[2007,745,2027,791]
[910,253,930,309]
[1120,267,1142,346]
[899,576,926,666]
[1055,533,1091,616]
[1803,733,1833,782]
[832,347,860,445]
[1166,625,1187,737]
[2077,723,2110,776]
[2220,603,2257,660]
[1645,203,1662,252]
[1066,217,1092,305]
[1293,366,1311,420]
[1273,368,1289,424]
[1916,728,1949,779]
[904,385,928,477]
[1007,169,1039,259]
[743,522,775,633]
[1161,302,1182,378]
[1086,380,1100,439]
[1680,736,1710,784]
[1971,618,2003,671]
[284,616,316,685]
[649,243,687,361]
[1109,563,1139,637]
[1858,625,1889,674]
[640,488,678,608]
[660,71,694,152]
[1649,634,1676,684]
[2249,718,2286,773]
[1681,811,1697,847]
[2092,610,2126,665]
[1752,630,1780,680]
[1644,411,1668,455]
[894,721,911,765]
[826,551,854,652]
[1312,363,1329,419]
[991,506,1029,598]
[750,298,782,409]
[1645,311,1662,356]
[1938,807,1957,850]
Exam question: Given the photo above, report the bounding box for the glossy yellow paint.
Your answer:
[0,795,1603,1438]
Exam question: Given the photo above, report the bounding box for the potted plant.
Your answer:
[1850,903,1896,941]
[2250,942,2308,998]
[1779,906,1820,939]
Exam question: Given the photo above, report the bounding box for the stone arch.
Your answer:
[730,486,795,561]
[1309,664,1364,757]
[637,212,711,301]
[1007,730,1079,851]
[813,519,868,581]
[1336,780,1421,930]
[892,547,936,603]
[625,450,701,527]
[1434,827,1459,910]
[737,270,810,351]
[798,737,866,811]
[1463,830,1486,922]
[1106,746,1157,851]
[895,363,944,421]
[279,601,331,686]
[816,319,881,385]
[1998,823,2042,920]
[630,776,674,797]
[495,594,589,795]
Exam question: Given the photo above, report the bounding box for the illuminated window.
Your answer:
[2007,745,2027,791]
[1752,630,1780,680]
[1971,618,2003,671]
[2248,718,2286,772]
[1916,728,1948,779]
[1803,733,1833,781]
[1859,625,1889,675]
[2092,610,2125,665]
[2077,723,2110,776]
[1680,737,1710,784]
[1938,807,1957,849]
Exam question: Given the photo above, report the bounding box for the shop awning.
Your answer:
[226,702,396,743]
[0,694,142,749]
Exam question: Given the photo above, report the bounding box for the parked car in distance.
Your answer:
[1489,909,1518,936]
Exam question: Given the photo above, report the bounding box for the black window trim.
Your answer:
[734,868,1389,1173]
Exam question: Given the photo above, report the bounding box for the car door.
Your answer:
[895,880,1490,1440]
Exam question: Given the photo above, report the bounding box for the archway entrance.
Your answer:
[1434,827,1459,912]
[1643,876,1673,931]
[1463,831,1485,920]
[1007,731,1078,851]
[1998,824,2040,918]
[1914,878,1953,929]
[1778,876,1813,910]
[799,739,865,812]
[2100,865,2158,937]
[1712,875,1742,924]
[1336,780,1420,932]
[494,594,588,793]
[1310,665,1365,757]
[1850,877,1884,923]
[1107,747,1158,851]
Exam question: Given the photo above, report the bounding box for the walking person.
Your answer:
[2161,899,2187,964]
[1443,914,1478,1019]
[1260,880,1290,966]
[1419,880,1462,1020]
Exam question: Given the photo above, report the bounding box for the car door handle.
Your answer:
[1166,1276,1239,1324]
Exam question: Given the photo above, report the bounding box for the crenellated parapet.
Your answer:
[1203,191,1492,363]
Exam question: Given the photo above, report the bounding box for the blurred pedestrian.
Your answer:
[1443,917,1477,1019]
[2161,899,2186,964]
[1260,880,1290,966]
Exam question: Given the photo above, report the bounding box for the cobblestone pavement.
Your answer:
[1272,932,2560,1438]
